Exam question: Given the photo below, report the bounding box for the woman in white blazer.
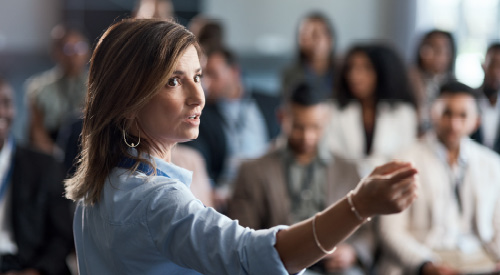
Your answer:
[326,44,418,177]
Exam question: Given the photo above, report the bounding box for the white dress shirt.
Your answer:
[0,139,17,255]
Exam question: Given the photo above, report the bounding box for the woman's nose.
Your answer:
[187,83,205,108]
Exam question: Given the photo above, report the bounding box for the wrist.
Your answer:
[347,190,372,222]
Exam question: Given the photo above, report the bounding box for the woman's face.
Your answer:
[136,45,205,146]
[346,52,376,100]
[419,33,452,74]
[298,18,332,60]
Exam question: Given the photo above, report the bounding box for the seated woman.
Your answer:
[408,29,456,135]
[281,11,337,101]
[325,44,418,177]
[64,19,418,275]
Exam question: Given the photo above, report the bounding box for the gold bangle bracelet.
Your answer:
[347,190,372,222]
[312,214,337,254]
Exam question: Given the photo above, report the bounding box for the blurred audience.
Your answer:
[229,82,377,275]
[325,44,417,177]
[185,47,280,210]
[378,81,500,275]
[0,77,73,275]
[409,30,456,135]
[25,25,89,156]
[471,43,500,155]
[281,12,337,100]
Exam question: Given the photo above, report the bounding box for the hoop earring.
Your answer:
[123,122,141,148]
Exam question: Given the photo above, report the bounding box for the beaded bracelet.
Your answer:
[347,190,372,222]
[312,214,337,254]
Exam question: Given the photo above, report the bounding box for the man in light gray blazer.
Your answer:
[229,82,376,275]
[378,81,500,275]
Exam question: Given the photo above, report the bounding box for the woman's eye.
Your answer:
[194,74,202,83]
[167,78,180,87]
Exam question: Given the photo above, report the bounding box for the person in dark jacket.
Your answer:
[0,77,73,275]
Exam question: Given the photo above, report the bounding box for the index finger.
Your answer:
[371,160,413,176]
[382,165,418,183]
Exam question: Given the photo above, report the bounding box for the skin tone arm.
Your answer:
[275,161,418,274]
[421,262,460,275]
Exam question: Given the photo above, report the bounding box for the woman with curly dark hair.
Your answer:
[326,44,418,177]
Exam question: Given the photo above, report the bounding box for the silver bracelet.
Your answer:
[347,190,371,222]
[312,214,337,254]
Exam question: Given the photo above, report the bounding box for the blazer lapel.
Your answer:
[265,151,292,225]
[494,125,500,154]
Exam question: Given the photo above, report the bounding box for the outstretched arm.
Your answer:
[275,161,418,274]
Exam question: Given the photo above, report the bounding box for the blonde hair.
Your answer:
[65,18,199,205]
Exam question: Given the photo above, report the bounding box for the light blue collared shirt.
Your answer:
[74,152,299,274]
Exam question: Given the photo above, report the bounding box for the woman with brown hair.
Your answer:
[65,18,418,274]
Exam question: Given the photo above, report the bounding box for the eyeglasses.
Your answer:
[63,41,89,56]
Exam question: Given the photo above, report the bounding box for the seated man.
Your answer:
[228,82,376,274]
[185,46,281,210]
[25,25,89,156]
[471,43,500,154]
[0,77,73,274]
[378,81,500,275]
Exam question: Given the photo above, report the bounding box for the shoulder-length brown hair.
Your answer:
[65,18,199,205]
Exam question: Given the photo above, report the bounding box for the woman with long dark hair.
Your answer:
[326,44,418,177]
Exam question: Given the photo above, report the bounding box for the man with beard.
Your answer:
[378,81,500,274]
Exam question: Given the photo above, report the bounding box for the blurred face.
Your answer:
[203,52,238,100]
[136,45,205,146]
[0,84,15,147]
[55,32,90,76]
[298,18,332,60]
[483,49,500,93]
[419,33,452,74]
[282,103,330,156]
[346,52,377,100]
[432,93,479,150]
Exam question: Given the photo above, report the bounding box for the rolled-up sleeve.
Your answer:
[146,179,302,275]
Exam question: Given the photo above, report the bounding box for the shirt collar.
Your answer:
[0,137,14,181]
[427,132,469,167]
[127,148,193,187]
